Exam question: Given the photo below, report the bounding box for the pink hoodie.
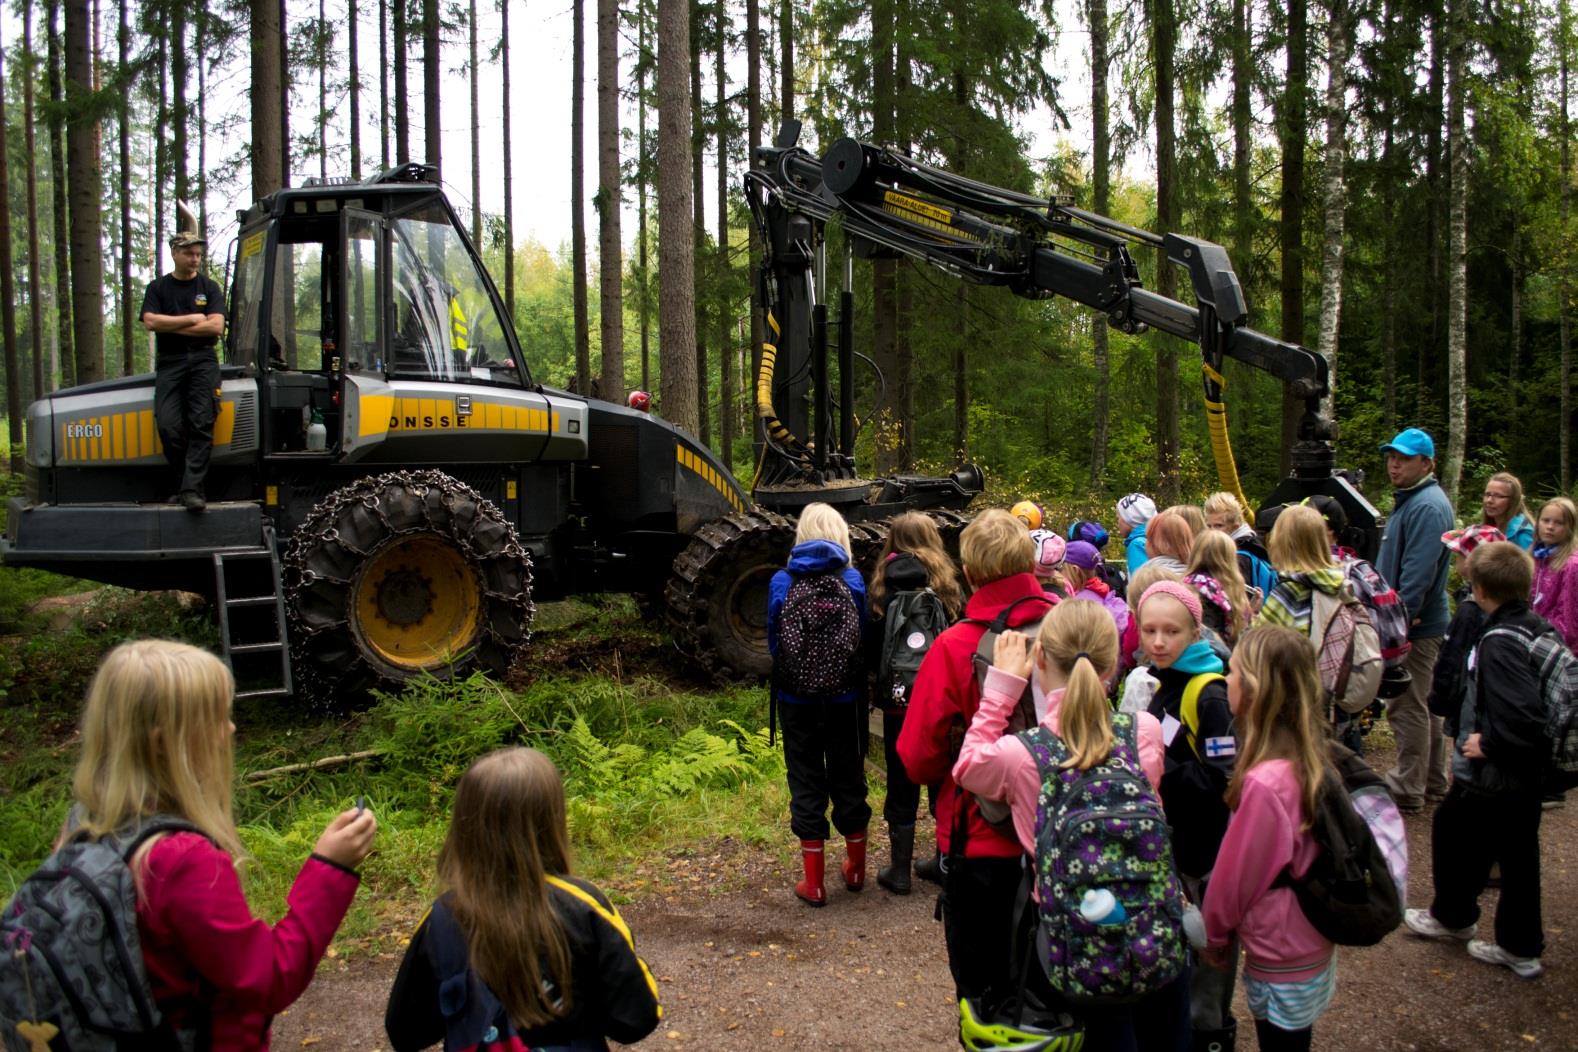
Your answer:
[953,666,1165,857]
[1202,758,1333,983]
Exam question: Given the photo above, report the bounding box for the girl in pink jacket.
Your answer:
[1204,627,1336,1052]
[952,598,1164,858]
[1532,497,1578,651]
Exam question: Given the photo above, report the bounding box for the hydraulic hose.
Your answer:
[1201,360,1253,518]
[751,311,810,490]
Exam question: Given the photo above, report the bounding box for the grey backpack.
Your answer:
[1,814,205,1051]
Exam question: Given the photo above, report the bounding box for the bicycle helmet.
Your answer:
[957,997,1085,1052]
[1011,500,1046,531]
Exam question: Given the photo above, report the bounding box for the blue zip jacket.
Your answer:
[1376,476,1455,639]
[767,540,868,703]
[1505,514,1535,551]
[1125,521,1151,576]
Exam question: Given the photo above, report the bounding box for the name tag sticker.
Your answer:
[1161,714,1182,746]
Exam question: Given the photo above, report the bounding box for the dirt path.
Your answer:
[276,793,1576,1052]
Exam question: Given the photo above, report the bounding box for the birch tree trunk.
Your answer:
[657,0,699,433]
[65,0,103,385]
[1442,0,1467,503]
[1089,0,1110,484]
[1314,0,1348,420]
[571,0,590,392]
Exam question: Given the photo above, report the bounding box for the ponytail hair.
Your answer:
[1037,599,1120,770]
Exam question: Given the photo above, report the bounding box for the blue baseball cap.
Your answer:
[1379,427,1435,459]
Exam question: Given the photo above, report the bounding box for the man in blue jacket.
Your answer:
[1375,427,1457,812]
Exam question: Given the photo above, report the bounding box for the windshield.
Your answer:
[388,201,524,386]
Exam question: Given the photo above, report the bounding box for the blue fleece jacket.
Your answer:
[1125,522,1151,576]
[1376,476,1455,639]
[767,540,868,702]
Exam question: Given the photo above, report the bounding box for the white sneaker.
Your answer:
[1467,939,1543,979]
[1404,908,1475,941]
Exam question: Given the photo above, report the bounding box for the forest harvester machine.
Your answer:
[3,124,1379,703]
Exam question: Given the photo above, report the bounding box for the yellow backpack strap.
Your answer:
[1180,673,1226,760]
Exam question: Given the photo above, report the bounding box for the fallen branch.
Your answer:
[244,749,386,783]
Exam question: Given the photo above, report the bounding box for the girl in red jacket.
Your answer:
[1204,627,1336,1052]
[385,747,662,1050]
[71,639,376,1050]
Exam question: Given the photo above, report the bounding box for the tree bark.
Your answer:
[115,0,131,376]
[1424,2,1445,421]
[173,0,188,203]
[1442,0,1467,503]
[1314,0,1348,420]
[1151,0,1179,504]
[155,26,166,266]
[25,0,48,396]
[597,0,624,401]
[379,0,390,168]
[691,5,708,445]
[715,8,731,467]
[65,0,102,385]
[467,0,478,242]
[0,27,23,470]
[395,0,409,163]
[746,0,763,472]
[350,0,362,178]
[1278,0,1307,473]
[1089,0,1110,485]
[638,0,651,390]
[318,0,329,181]
[779,0,793,125]
[501,0,514,319]
[1380,0,1397,432]
[572,0,590,392]
[251,0,284,199]
[46,0,72,388]
[423,0,440,166]
[1561,0,1572,491]
[657,0,698,432]
[196,0,209,259]
[870,0,897,473]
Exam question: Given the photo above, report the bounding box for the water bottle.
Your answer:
[1079,888,1128,926]
[306,409,328,452]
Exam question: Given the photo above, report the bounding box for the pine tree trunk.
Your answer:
[46,0,72,388]
[638,0,651,390]
[0,28,22,470]
[1278,0,1307,473]
[779,0,793,124]
[423,0,439,166]
[196,0,209,259]
[173,0,188,203]
[1442,0,1467,503]
[251,0,285,198]
[1423,3,1445,421]
[657,0,698,432]
[155,29,167,265]
[1314,0,1348,420]
[350,0,362,178]
[395,0,410,163]
[597,0,624,401]
[871,0,897,473]
[891,0,914,470]
[279,0,290,186]
[571,0,590,392]
[690,4,708,445]
[319,0,329,181]
[1560,0,1572,491]
[1510,224,1522,414]
[24,0,48,396]
[1232,0,1252,278]
[379,0,390,168]
[501,0,514,320]
[1380,0,1397,431]
[115,0,131,376]
[65,0,102,385]
[1151,0,1179,504]
[715,11,731,468]
[1089,0,1110,485]
[467,0,478,243]
[746,0,762,473]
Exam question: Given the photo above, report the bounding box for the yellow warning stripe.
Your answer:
[676,444,745,512]
[59,408,170,464]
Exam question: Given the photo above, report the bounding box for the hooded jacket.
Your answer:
[767,539,869,704]
[1504,514,1535,551]
[1452,601,1554,796]
[1146,641,1236,879]
[1071,576,1130,640]
[1253,566,1349,636]
[897,573,1054,859]
[1125,522,1151,576]
[1375,475,1455,639]
[1533,551,1578,653]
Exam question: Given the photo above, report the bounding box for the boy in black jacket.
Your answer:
[1405,541,1550,979]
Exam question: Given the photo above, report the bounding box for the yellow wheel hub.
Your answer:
[351,533,483,671]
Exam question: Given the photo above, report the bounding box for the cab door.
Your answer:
[339,207,395,463]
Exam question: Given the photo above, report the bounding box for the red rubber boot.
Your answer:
[795,840,827,906]
[841,830,868,891]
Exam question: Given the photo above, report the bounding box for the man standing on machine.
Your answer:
[142,228,227,512]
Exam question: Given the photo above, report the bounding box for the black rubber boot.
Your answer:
[876,823,915,895]
[913,846,944,886]
[1192,1019,1237,1052]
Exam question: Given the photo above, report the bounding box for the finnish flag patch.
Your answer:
[1204,736,1237,759]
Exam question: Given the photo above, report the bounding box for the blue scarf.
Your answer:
[1534,543,1558,560]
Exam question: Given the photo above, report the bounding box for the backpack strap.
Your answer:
[1179,673,1226,760]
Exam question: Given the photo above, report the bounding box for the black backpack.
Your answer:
[878,588,952,708]
[0,814,207,1051]
[776,573,863,698]
[1273,744,1407,947]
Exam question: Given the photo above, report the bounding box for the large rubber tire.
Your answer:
[282,469,533,700]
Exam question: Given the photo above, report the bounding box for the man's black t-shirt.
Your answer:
[141,273,227,359]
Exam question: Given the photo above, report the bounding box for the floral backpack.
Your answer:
[1018,714,1187,1004]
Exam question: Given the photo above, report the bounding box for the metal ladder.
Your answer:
[213,533,293,700]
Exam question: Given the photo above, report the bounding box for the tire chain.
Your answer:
[281,468,534,700]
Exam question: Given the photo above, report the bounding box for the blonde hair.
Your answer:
[1202,492,1246,530]
[1127,562,1182,616]
[868,512,964,618]
[1186,529,1252,636]
[1146,510,1195,564]
[1538,497,1578,573]
[1165,504,1207,537]
[794,502,851,561]
[1481,472,1532,533]
[1226,628,1329,829]
[1268,505,1336,575]
[1037,600,1119,770]
[438,747,575,1029]
[73,639,244,860]
[960,508,1036,584]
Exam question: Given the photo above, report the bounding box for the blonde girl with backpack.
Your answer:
[72,640,376,1050]
[867,511,964,895]
[385,748,661,1049]
[1203,627,1337,1052]
[953,599,1186,1050]
[767,501,871,906]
